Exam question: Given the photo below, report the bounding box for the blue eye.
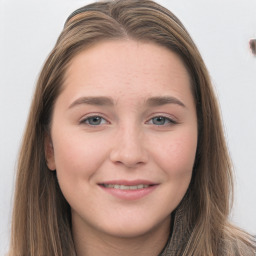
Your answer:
[81,116,107,126]
[150,116,176,126]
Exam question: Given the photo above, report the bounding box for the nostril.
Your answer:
[115,159,144,168]
[109,133,148,168]
[110,152,147,168]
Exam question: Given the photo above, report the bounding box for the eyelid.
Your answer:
[145,113,178,125]
[79,113,110,126]
[78,112,178,127]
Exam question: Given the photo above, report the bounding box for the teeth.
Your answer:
[103,184,150,190]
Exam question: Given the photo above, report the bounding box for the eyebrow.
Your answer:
[145,96,186,108]
[69,96,114,109]
[68,96,186,109]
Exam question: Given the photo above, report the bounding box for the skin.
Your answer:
[45,40,198,256]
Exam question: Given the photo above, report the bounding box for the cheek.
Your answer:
[155,130,197,206]
[150,130,197,178]
[51,132,110,206]
[52,132,108,181]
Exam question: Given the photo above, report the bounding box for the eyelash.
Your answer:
[79,115,177,127]
[80,115,109,126]
[146,116,177,126]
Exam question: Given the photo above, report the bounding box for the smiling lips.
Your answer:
[98,180,158,200]
[102,184,151,190]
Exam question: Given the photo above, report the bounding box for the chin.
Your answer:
[99,214,171,239]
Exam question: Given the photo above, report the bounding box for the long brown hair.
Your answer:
[9,0,255,255]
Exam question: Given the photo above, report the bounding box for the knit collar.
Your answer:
[159,202,191,256]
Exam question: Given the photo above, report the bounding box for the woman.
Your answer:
[8,0,255,255]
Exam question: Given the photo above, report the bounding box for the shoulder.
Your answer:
[223,228,256,256]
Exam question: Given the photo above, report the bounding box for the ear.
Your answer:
[44,133,56,171]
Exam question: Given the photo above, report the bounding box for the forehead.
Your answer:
[61,39,193,105]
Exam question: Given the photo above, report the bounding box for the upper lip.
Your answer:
[98,180,157,186]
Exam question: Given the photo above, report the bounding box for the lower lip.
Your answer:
[99,185,158,200]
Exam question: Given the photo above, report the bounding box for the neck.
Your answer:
[72,216,171,256]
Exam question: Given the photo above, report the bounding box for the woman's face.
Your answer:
[46,40,198,239]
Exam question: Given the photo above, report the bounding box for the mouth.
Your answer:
[98,180,158,200]
[100,184,153,190]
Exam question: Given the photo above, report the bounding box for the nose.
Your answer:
[109,126,148,168]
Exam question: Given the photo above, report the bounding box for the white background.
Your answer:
[0,0,255,254]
